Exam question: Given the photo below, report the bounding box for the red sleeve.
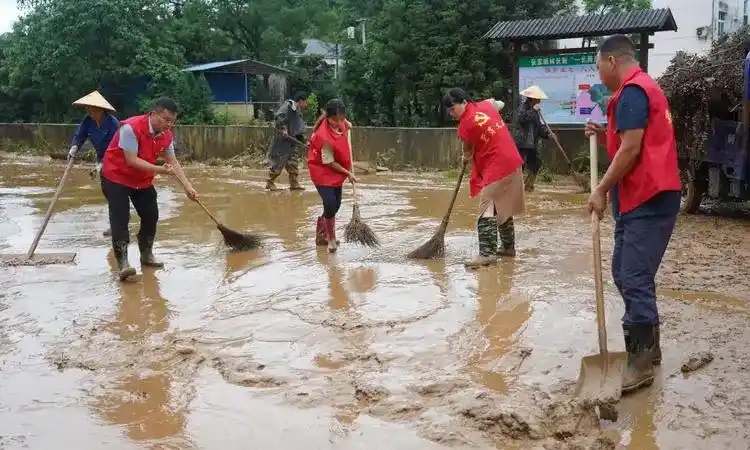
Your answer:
[457,116,470,142]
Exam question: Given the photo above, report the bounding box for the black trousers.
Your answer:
[315,185,343,218]
[519,147,541,174]
[101,176,159,245]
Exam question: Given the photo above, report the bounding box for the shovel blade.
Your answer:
[576,351,628,403]
[0,252,77,267]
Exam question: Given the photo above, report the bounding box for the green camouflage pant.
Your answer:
[477,216,498,257]
[498,217,515,250]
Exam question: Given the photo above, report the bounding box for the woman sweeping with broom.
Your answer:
[443,88,525,268]
[308,99,357,253]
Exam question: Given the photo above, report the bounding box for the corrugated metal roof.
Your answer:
[484,8,677,41]
[183,59,291,75]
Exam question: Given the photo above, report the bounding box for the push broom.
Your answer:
[407,161,467,259]
[342,126,379,247]
[1,157,78,266]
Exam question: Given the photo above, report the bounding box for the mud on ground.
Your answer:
[0,154,749,449]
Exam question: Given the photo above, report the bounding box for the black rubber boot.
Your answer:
[113,242,136,281]
[138,234,164,268]
[652,324,662,366]
[622,324,656,395]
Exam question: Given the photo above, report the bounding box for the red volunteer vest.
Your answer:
[102,114,174,189]
[457,101,523,197]
[606,68,681,213]
[307,120,352,187]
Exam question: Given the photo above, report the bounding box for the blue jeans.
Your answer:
[611,187,681,326]
[316,185,343,218]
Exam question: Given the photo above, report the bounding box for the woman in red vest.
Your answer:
[101,97,198,281]
[307,99,357,253]
[442,88,525,268]
[585,35,681,394]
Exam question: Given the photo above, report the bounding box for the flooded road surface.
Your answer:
[1,154,749,449]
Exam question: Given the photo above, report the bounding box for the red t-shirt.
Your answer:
[457,102,523,197]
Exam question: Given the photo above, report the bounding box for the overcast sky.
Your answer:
[0,0,21,33]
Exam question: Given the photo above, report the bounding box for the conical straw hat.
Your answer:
[72,91,116,112]
[520,85,548,100]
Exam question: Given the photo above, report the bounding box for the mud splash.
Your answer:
[1,154,749,449]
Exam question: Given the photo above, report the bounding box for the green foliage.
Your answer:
[304,93,320,124]
[581,0,651,14]
[337,0,576,127]
[138,72,215,124]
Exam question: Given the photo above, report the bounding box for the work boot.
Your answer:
[465,216,498,269]
[622,324,657,395]
[496,217,516,257]
[315,216,327,246]
[324,217,338,253]
[288,171,305,191]
[652,324,662,366]
[524,172,536,193]
[113,242,136,281]
[266,170,280,191]
[138,234,164,268]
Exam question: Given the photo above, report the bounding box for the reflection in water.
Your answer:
[313,249,372,441]
[262,193,310,250]
[93,263,186,444]
[622,385,661,449]
[467,260,531,392]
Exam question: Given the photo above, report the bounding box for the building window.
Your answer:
[718,10,728,36]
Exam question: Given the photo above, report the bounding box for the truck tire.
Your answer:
[680,167,705,214]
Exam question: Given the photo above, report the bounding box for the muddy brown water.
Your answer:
[1,153,749,449]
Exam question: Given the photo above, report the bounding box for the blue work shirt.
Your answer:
[71,113,120,162]
[612,85,652,219]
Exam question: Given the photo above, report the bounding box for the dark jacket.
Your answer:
[268,99,306,171]
[514,102,550,150]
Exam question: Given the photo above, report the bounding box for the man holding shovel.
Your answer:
[266,92,309,191]
[585,35,681,394]
[101,97,198,281]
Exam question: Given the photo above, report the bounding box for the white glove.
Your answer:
[68,145,78,158]
[532,103,541,111]
[96,162,102,174]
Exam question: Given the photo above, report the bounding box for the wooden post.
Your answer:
[639,33,650,73]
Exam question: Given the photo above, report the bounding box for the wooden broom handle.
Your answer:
[172,173,220,226]
[441,161,467,226]
[26,157,75,258]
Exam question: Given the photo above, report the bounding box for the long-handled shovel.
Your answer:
[538,111,590,192]
[1,157,78,266]
[575,133,627,410]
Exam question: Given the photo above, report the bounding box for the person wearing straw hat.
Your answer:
[585,35,680,395]
[101,97,199,281]
[442,88,525,267]
[68,90,120,236]
[514,85,556,192]
[307,99,357,253]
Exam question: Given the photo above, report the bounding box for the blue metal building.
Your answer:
[182,59,292,105]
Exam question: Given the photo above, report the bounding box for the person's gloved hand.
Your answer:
[89,162,103,180]
[68,145,78,159]
[532,103,541,111]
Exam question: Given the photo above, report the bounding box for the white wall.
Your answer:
[558,0,748,77]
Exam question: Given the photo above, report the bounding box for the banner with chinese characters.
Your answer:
[518,53,610,125]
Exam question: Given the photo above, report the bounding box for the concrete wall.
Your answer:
[0,123,597,172]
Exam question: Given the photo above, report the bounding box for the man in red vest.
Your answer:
[101,97,198,281]
[585,35,681,394]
